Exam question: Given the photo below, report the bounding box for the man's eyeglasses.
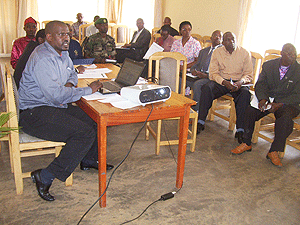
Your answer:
[56,33,71,38]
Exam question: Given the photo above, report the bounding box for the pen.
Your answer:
[230,78,234,85]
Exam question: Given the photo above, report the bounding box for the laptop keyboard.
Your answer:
[103,81,121,91]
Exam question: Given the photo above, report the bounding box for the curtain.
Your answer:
[236,0,256,47]
[154,0,162,28]
[0,0,38,54]
[105,0,123,24]
[17,0,39,37]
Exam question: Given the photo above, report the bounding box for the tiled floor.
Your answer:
[1,117,300,225]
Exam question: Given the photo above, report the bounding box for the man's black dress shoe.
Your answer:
[235,131,244,144]
[197,123,205,134]
[31,169,55,201]
[80,162,114,171]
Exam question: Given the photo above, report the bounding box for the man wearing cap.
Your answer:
[83,18,116,63]
[11,17,37,69]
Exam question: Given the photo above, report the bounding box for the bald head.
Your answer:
[163,17,171,26]
[45,21,70,55]
[222,32,236,54]
[136,18,144,31]
[281,43,297,66]
[45,21,67,35]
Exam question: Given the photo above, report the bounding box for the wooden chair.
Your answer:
[174,35,182,40]
[296,54,300,63]
[207,52,263,130]
[145,52,198,154]
[111,25,129,46]
[4,64,73,195]
[151,33,161,46]
[191,34,203,48]
[151,27,161,46]
[262,49,281,64]
[0,65,9,153]
[79,23,92,44]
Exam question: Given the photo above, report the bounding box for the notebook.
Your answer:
[99,58,146,94]
[73,58,95,65]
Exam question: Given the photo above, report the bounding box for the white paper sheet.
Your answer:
[111,100,142,109]
[77,68,112,79]
[82,92,105,100]
[85,64,97,69]
[143,42,164,59]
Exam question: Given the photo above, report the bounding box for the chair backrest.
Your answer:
[4,64,19,130]
[250,52,263,89]
[297,54,300,63]
[0,65,5,102]
[174,35,182,40]
[191,34,203,48]
[79,23,92,44]
[263,49,281,63]
[111,25,129,45]
[148,52,187,95]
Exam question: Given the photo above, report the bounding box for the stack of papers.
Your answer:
[77,68,112,79]
[82,92,142,109]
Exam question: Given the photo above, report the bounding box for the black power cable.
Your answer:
[77,104,154,225]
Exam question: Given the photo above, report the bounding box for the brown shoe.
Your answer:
[266,152,283,167]
[231,143,252,155]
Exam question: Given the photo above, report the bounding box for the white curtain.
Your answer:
[154,0,163,28]
[237,0,256,47]
[105,0,123,24]
[0,0,38,54]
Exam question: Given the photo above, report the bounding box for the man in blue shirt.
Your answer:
[19,20,113,202]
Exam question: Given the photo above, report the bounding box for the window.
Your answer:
[120,0,155,30]
[37,0,105,23]
[243,1,300,54]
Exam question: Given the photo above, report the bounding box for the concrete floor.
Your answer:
[1,116,300,225]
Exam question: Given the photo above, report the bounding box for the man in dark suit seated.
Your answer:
[190,30,223,123]
[157,17,179,37]
[117,18,151,62]
[231,43,300,167]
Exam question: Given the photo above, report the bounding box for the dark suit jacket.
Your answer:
[130,28,151,61]
[190,47,211,73]
[255,58,300,110]
[13,41,39,89]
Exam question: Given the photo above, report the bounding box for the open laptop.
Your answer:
[100,58,146,94]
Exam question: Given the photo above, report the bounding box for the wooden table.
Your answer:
[76,64,195,207]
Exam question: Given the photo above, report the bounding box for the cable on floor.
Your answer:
[77,104,154,225]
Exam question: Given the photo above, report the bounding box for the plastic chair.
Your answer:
[4,64,73,195]
[207,52,263,130]
[145,52,198,154]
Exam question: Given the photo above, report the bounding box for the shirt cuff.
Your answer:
[83,86,93,96]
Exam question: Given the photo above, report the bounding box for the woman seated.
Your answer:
[170,21,201,69]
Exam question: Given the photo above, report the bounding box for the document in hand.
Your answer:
[143,42,164,59]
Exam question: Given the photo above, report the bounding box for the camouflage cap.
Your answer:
[95,18,108,25]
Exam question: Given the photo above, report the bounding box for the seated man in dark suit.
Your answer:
[190,30,223,124]
[231,43,300,167]
[157,17,179,37]
[13,29,46,89]
[118,18,151,62]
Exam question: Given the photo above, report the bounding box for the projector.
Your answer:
[120,84,171,106]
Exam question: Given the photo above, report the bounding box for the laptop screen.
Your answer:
[115,58,145,86]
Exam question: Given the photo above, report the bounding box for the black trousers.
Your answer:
[19,105,98,181]
[243,105,300,152]
[198,80,251,129]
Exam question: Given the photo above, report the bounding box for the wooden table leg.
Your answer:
[176,105,190,188]
[98,116,107,207]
